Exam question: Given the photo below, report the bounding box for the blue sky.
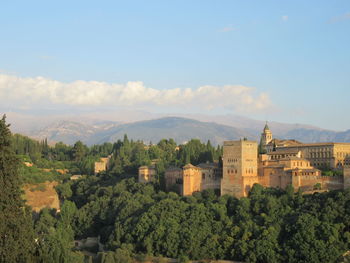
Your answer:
[0,1,349,130]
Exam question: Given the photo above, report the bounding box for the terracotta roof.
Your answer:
[197,162,219,169]
[183,163,199,169]
[267,139,303,146]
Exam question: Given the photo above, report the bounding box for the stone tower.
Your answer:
[182,164,202,196]
[260,122,273,153]
[221,140,258,197]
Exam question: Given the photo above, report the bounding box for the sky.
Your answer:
[0,0,349,130]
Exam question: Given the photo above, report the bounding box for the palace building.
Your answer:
[139,124,350,198]
[261,125,350,170]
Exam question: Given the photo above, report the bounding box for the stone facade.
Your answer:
[263,126,350,170]
[221,140,258,198]
[258,154,343,191]
[164,162,221,196]
[276,143,350,170]
[164,167,183,193]
[197,162,222,190]
[94,155,112,174]
[138,165,157,183]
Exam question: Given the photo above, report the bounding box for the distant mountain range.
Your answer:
[4,111,350,145]
[32,117,251,146]
[20,116,350,146]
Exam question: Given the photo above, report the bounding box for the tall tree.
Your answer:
[71,141,86,162]
[0,115,35,262]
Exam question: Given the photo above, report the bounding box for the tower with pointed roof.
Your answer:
[260,122,273,153]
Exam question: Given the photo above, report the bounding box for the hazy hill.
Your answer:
[92,117,253,145]
[29,117,253,145]
[34,121,100,145]
[283,128,350,143]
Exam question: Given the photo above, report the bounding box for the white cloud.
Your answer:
[282,15,288,22]
[0,74,272,113]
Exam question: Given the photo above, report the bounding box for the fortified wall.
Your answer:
[291,174,343,191]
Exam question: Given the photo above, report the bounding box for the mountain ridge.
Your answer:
[8,113,350,145]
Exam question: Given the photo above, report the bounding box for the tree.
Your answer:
[71,141,86,162]
[313,183,322,190]
[258,138,267,154]
[0,115,35,262]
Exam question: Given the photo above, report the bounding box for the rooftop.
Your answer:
[183,163,199,169]
[279,142,350,148]
[263,122,270,131]
[197,162,219,169]
[267,139,303,147]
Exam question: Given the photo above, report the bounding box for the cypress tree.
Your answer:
[0,115,35,262]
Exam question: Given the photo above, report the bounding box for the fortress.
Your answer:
[139,124,350,197]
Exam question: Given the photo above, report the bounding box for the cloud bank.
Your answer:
[0,74,271,113]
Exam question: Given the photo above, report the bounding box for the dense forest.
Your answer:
[12,132,222,183]
[1,116,350,263]
[57,176,350,263]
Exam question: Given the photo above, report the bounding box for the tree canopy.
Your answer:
[0,115,36,262]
